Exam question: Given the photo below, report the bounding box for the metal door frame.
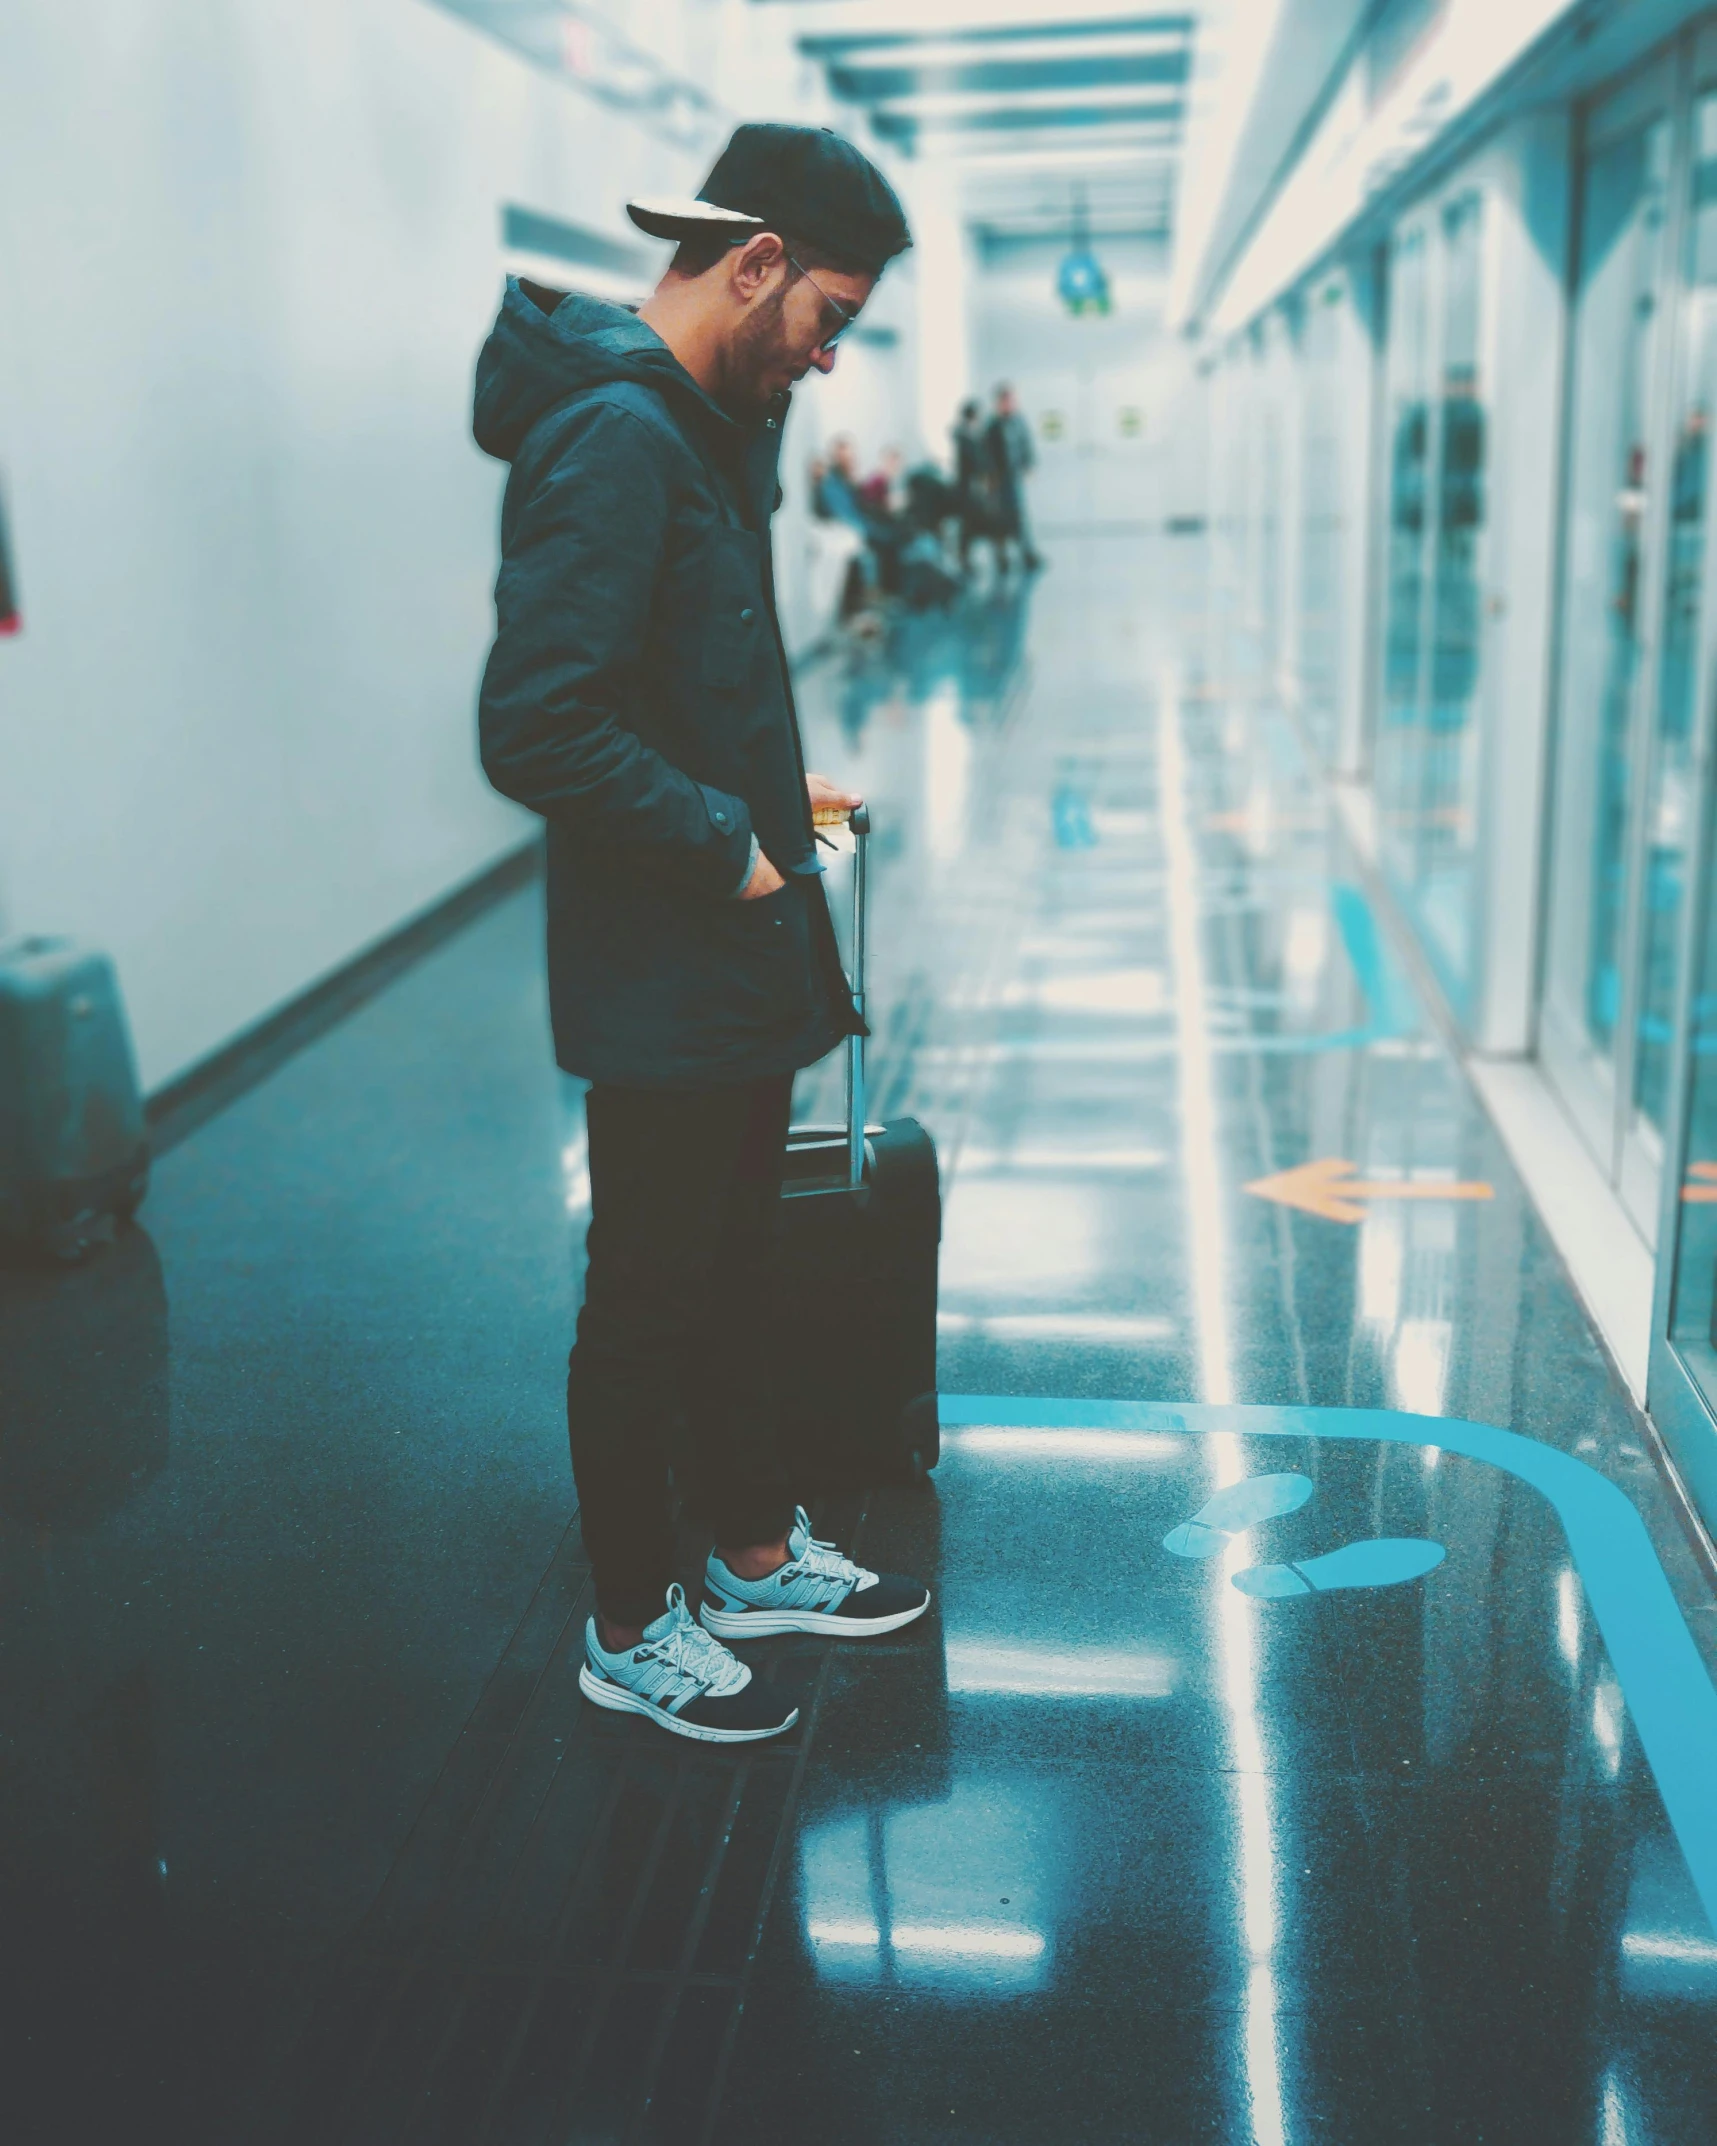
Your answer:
[1616,37,1701,1236]
[1539,45,1686,1235]
[1648,50,1717,1549]
[1368,166,1502,1022]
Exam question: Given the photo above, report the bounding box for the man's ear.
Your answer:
[729,232,788,303]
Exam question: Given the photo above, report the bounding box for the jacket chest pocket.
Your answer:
[701,527,765,691]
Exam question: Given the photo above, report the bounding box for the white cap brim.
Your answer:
[625,195,766,244]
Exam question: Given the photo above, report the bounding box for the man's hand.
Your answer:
[807,773,864,825]
[740,776,862,897]
[738,849,786,900]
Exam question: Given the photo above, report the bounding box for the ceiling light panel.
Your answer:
[874,100,1181,139]
[875,83,1186,120]
[829,41,1191,98]
[932,129,1183,165]
[799,14,1194,61]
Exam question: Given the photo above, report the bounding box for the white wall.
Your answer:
[971,240,1175,531]
[0,0,712,1090]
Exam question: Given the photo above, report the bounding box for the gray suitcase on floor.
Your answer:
[0,937,149,1259]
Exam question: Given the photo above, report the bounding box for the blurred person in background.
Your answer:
[859,445,906,520]
[473,122,930,1748]
[813,436,884,627]
[824,433,907,606]
[987,382,1043,574]
[816,434,865,529]
[952,398,992,574]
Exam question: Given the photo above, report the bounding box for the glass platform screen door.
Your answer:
[1542,53,1717,1245]
[1372,182,1493,1019]
[1651,40,1717,1545]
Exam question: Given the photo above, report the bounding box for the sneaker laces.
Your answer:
[642,1586,749,1697]
[787,1507,873,1594]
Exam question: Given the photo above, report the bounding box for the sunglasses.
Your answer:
[785,253,860,350]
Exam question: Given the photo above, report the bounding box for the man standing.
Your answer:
[951,398,990,575]
[986,382,1043,574]
[473,125,929,1746]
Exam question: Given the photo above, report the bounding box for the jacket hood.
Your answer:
[473,278,734,464]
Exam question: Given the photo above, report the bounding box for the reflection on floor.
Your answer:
[4,532,1716,2143]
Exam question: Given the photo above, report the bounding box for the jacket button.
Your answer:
[740,607,755,623]
[713,811,728,828]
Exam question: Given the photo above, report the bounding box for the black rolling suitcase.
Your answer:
[776,806,941,1488]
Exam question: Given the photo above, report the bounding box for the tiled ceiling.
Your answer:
[790,9,1195,245]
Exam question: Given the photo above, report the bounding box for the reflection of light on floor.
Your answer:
[1210,1429,1288,2146]
[799,1787,1050,1992]
[936,1311,1176,1346]
[1599,2064,1633,2146]
[1282,906,1328,1020]
[1359,1212,1402,1325]
[808,1918,881,1948]
[1593,1678,1625,1778]
[1557,1568,1581,1672]
[917,1038,1179,1066]
[926,683,971,864]
[1620,1931,1717,1967]
[956,1145,1168,1176]
[999,967,1169,1015]
[945,1640,1178,1698]
[946,1425,1186,1463]
[1392,1318,1450,1417]
[560,1137,590,1216]
[1159,666,1234,1407]
[893,1924,1047,1960]
[1165,668,1284,2138]
[808,1919,1046,1962]
[939,1181,1103,1293]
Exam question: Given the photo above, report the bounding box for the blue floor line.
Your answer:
[939,1396,1717,1934]
[1330,880,1414,1039]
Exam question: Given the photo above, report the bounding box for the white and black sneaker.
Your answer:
[700,1508,931,1641]
[578,1584,799,1744]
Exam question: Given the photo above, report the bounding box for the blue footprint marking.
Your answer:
[1162,1473,1314,1560]
[1232,1538,1446,1598]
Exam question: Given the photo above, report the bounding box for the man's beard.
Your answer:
[721,287,793,411]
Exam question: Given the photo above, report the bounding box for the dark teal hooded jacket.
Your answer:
[473,277,855,1088]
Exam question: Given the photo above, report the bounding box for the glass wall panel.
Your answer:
[1373,192,1491,1013]
[1636,92,1717,1140]
[1653,80,1717,1509]
[1542,101,1673,1183]
[1375,224,1432,857]
[1668,854,1717,1376]
[1420,191,1488,990]
[1206,346,1253,691]
[1298,280,1349,762]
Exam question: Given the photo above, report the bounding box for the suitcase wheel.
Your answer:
[899,1392,940,1485]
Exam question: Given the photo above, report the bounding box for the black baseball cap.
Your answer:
[627,122,912,276]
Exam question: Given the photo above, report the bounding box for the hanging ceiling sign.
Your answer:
[1057,246,1111,318]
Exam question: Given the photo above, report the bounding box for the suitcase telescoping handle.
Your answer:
[845,803,870,1194]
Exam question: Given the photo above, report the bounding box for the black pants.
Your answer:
[568,1076,796,1627]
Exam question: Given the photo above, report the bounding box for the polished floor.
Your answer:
[4,531,1717,2143]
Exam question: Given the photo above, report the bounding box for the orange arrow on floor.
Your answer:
[1245,1157,1495,1224]
[1682,1162,1717,1204]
